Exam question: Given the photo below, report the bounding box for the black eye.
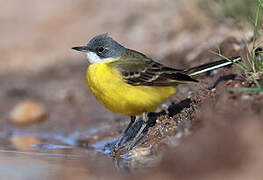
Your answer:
[96,47,104,53]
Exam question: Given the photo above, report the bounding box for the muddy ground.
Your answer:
[1,0,263,179]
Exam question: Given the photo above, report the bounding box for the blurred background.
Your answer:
[1,0,263,179]
[2,0,259,75]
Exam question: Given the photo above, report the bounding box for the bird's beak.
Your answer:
[72,46,88,52]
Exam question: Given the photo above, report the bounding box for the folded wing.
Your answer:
[112,49,198,86]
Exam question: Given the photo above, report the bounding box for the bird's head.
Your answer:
[72,33,126,63]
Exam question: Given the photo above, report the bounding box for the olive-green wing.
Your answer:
[111,49,198,86]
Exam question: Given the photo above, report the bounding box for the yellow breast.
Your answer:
[86,60,176,116]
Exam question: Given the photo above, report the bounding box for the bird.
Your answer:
[72,33,241,154]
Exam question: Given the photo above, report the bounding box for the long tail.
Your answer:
[184,56,241,76]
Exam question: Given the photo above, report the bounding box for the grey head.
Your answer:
[72,34,126,63]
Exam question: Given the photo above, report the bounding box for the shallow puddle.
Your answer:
[0,148,115,180]
[0,117,163,179]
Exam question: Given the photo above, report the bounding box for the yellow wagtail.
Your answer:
[72,34,241,153]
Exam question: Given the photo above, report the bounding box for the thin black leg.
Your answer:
[127,112,148,151]
[123,116,136,134]
[112,116,136,154]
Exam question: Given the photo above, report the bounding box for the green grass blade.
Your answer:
[229,87,263,94]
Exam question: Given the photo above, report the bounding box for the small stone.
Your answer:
[211,88,216,92]
[9,100,47,125]
[10,136,41,151]
[129,147,151,159]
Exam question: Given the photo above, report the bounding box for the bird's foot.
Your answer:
[111,138,124,156]
[126,122,147,151]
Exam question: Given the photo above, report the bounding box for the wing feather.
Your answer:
[112,49,198,86]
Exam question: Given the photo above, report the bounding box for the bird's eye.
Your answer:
[96,47,104,53]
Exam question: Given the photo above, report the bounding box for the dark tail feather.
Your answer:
[184,56,241,76]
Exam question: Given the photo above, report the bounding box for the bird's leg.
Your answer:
[127,112,148,151]
[112,116,136,154]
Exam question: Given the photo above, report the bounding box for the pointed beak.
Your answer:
[72,46,88,52]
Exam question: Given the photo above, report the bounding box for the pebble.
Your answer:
[129,147,152,159]
[9,100,47,125]
[10,136,41,151]
[211,88,216,92]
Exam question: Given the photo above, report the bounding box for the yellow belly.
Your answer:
[86,61,176,116]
